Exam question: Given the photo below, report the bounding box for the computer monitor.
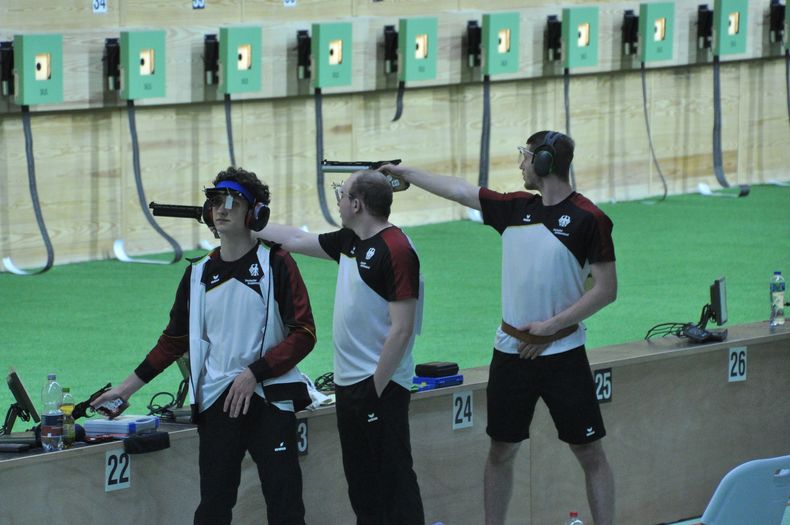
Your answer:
[709,277,728,326]
[2,369,40,435]
[697,276,727,330]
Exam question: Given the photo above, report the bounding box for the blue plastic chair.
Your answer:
[700,454,790,525]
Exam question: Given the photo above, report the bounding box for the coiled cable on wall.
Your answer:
[786,49,790,124]
[224,93,236,168]
[563,68,576,190]
[113,100,183,264]
[314,88,338,227]
[2,106,55,275]
[392,81,406,122]
[640,62,668,201]
[478,75,491,188]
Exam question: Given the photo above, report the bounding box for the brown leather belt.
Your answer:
[500,320,579,345]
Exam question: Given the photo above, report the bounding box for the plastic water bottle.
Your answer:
[565,511,584,525]
[40,373,64,452]
[61,387,76,449]
[769,271,785,327]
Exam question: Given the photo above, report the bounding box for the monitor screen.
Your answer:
[710,277,728,326]
[7,369,40,424]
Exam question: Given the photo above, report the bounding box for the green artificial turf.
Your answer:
[1,185,788,430]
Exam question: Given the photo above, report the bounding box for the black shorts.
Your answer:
[486,346,606,445]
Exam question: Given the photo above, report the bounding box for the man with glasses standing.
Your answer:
[253,170,425,525]
[380,131,617,525]
[93,167,317,525]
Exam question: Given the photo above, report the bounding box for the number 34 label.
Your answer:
[105,449,131,492]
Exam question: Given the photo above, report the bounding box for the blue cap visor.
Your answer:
[208,180,255,205]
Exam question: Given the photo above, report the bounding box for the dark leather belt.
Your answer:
[500,320,579,345]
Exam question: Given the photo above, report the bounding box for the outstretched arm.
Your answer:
[254,223,331,260]
[379,164,481,211]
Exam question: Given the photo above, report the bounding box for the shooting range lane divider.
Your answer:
[640,62,668,201]
[113,100,184,265]
[2,106,55,275]
[314,88,338,227]
[224,93,236,168]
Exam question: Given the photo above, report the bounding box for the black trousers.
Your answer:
[335,377,424,525]
[194,389,305,525]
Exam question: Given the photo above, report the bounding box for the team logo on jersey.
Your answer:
[558,215,571,227]
[249,263,260,277]
[365,247,376,260]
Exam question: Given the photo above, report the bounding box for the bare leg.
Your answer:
[569,441,614,525]
[484,439,521,525]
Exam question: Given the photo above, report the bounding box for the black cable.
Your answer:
[392,80,405,122]
[786,49,789,124]
[563,68,576,190]
[314,88,338,227]
[640,62,668,201]
[644,322,687,340]
[173,378,189,408]
[147,378,189,416]
[711,55,730,188]
[313,372,335,393]
[6,106,55,275]
[147,391,176,417]
[478,75,491,188]
[711,56,750,197]
[224,93,236,167]
[126,100,183,263]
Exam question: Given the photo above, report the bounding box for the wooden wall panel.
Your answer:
[245,0,353,21]
[353,0,460,17]
[1,1,789,270]
[118,0,242,27]
[0,0,121,30]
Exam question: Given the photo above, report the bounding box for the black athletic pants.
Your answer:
[194,388,305,525]
[335,377,424,525]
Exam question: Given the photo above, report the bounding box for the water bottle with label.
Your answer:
[769,271,785,327]
[565,511,584,525]
[40,373,64,452]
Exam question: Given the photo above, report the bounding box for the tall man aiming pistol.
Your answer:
[380,131,617,525]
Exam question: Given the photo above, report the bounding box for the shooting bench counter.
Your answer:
[1,321,788,524]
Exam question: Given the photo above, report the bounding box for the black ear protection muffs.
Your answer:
[532,131,561,178]
[203,180,270,232]
[246,202,270,232]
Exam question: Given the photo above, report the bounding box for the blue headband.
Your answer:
[214,180,255,205]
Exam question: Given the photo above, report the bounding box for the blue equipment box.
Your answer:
[412,374,464,392]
